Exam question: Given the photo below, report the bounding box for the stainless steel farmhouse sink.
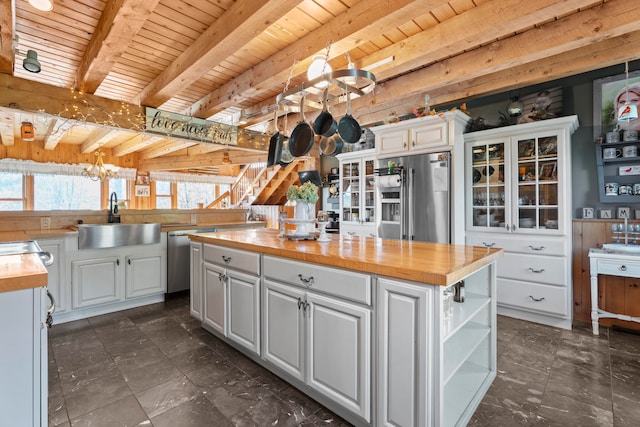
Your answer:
[78,223,161,249]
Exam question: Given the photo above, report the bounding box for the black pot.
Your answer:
[289,93,315,157]
[338,88,361,144]
[313,87,337,137]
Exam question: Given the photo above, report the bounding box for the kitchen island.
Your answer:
[190,229,502,427]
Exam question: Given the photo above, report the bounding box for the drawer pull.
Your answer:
[528,267,545,273]
[482,242,496,248]
[619,265,627,272]
[529,295,546,302]
[528,245,545,251]
[298,274,314,286]
[221,255,232,264]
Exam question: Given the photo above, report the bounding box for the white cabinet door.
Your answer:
[262,280,305,382]
[226,269,260,355]
[377,277,432,427]
[125,254,164,298]
[376,128,409,155]
[0,287,47,427]
[306,292,371,422]
[71,257,121,309]
[203,261,226,335]
[412,121,448,152]
[190,242,203,320]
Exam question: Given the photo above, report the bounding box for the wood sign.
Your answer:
[145,107,238,146]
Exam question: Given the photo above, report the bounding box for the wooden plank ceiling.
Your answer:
[0,0,639,174]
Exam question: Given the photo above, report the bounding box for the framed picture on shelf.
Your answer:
[135,174,150,185]
[135,185,150,197]
[539,162,557,180]
[593,69,640,139]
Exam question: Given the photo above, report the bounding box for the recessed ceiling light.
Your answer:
[28,0,54,12]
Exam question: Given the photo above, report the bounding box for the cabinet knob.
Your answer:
[619,265,627,272]
[528,267,545,273]
[529,295,546,302]
[298,274,314,286]
[116,259,120,266]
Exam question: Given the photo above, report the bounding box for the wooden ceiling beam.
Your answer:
[363,0,605,82]
[190,0,434,119]
[134,0,304,108]
[0,0,14,75]
[138,138,194,159]
[80,128,122,154]
[43,118,74,150]
[112,133,164,156]
[138,150,267,172]
[0,109,14,146]
[77,0,161,94]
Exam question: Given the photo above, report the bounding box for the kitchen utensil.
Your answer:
[267,107,284,167]
[338,87,361,144]
[319,133,343,156]
[313,87,337,137]
[289,92,315,157]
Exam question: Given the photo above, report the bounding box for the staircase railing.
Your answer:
[230,162,267,207]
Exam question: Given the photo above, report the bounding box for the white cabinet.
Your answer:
[377,261,496,427]
[263,256,372,422]
[373,111,470,157]
[71,256,121,309]
[202,244,261,355]
[464,115,578,329]
[0,286,47,427]
[125,254,164,298]
[336,149,377,237]
[203,261,226,335]
[189,241,203,320]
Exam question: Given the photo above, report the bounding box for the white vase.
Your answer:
[294,200,314,234]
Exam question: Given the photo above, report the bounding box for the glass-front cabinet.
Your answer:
[466,121,571,234]
[337,149,376,237]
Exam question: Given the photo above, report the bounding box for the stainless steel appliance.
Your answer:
[377,152,450,243]
[0,240,55,326]
[167,227,217,293]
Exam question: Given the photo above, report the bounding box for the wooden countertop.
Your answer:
[0,253,48,293]
[190,229,503,286]
[0,229,78,243]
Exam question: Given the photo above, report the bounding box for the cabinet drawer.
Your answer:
[594,259,640,278]
[498,279,568,317]
[466,234,567,256]
[264,256,371,305]
[498,253,567,286]
[203,244,260,275]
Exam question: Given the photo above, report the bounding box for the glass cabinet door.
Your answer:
[363,159,376,223]
[471,142,506,228]
[514,135,558,230]
[342,160,360,222]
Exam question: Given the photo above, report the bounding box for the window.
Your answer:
[177,182,218,209]
[109,178,130,208]
[156,181,173,209]
[0,172,25,210]
[34,174,101,210]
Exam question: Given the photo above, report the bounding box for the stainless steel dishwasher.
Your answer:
[167,227,217,293]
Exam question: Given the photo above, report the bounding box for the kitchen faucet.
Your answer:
[108,192,120,223]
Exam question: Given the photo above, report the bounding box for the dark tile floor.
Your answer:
[48,294,640,426]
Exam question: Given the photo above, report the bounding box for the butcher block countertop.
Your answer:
[190,229,503,286]
[0,253,48,293]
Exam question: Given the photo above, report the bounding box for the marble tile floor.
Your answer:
[48,294,640,427]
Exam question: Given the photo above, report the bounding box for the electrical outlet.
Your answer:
[40,217,51,230]
[190,214,197,224]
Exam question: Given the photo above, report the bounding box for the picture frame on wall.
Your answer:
[135,185,150,197]
[593,69,640,139]
[135,174,150,185]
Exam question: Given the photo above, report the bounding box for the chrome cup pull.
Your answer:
[528,267,545,273]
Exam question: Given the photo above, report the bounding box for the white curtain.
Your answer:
[0,158,137,180]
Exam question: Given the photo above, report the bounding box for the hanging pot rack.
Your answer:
[275,68,376,112]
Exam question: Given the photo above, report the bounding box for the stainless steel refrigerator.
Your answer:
[377,152,450,243]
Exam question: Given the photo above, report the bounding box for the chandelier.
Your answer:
[82,150,119,181]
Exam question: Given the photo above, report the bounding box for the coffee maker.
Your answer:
[326,211,340,234]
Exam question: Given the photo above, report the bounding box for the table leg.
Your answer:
[590,273,600,335]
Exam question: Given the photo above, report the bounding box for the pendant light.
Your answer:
[23,50,41,73]
[617,61,639,122]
